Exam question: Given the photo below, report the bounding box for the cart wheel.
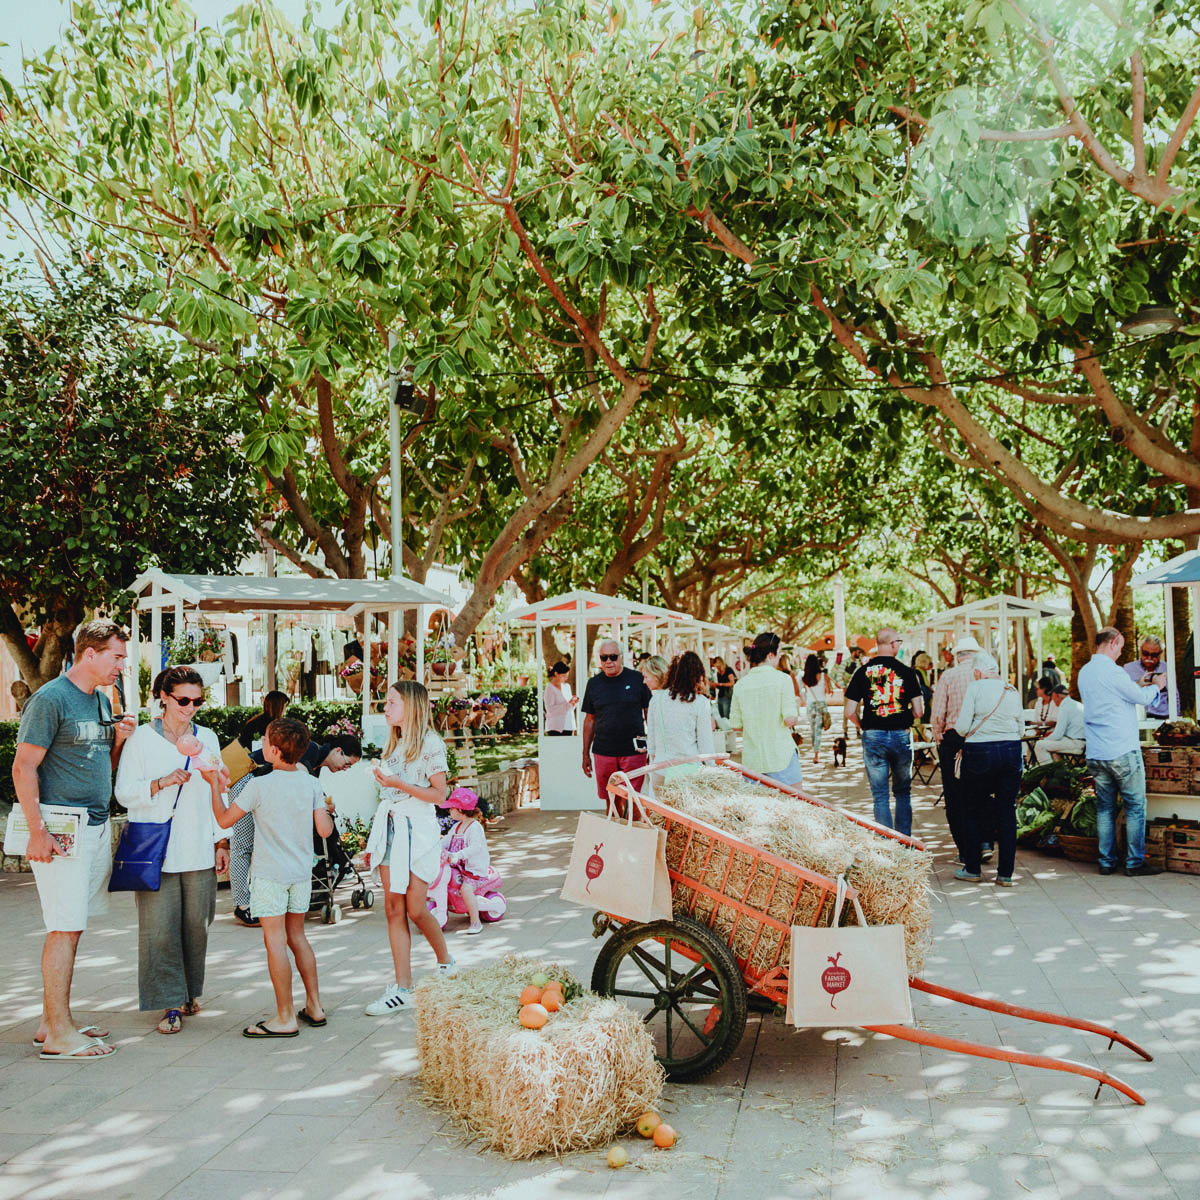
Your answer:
[351,889,362,909]
[591,915,748,1083]
[364,890,374,909]
[321,902,334,924]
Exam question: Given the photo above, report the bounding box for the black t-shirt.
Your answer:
[716,668,736,689]
[843,656,921,730]
[581,668,652,757]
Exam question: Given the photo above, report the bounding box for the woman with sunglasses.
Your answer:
[114,666,229,1035]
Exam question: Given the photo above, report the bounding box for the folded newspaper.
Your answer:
[4,805,83,859]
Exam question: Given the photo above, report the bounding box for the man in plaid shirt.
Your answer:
[930,635,991,865]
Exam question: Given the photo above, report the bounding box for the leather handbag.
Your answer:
[109,729,193,892]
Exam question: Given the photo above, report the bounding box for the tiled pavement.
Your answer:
[2,743,1198,1199]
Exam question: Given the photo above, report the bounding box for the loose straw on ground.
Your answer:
[415,956,664,1159]
[656,768,934,975]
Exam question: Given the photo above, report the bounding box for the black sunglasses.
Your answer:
[96,679,127,727]
[168,695,204,708]
[599,653,621,662]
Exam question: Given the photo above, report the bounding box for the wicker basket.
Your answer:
[1058,834,1100,862]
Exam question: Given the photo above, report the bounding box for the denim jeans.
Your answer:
[1087,750,1148,869]
[958,740,1021,877]
[862,729,913,835]
[765,750,804,788]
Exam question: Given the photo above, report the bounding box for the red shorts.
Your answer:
[592,752,649,802]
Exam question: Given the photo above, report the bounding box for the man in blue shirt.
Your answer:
[1077,627,1166,877]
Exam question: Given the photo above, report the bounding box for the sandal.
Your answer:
[157,1009,183,1035]
[33,1024,108,1046]
[39,1040,116,1062]
[181,1000,202,1016]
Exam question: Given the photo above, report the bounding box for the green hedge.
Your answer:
[0,721,16,816]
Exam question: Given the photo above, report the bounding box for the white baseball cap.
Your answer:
[952,635,983,655]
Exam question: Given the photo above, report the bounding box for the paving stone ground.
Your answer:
[2,741,1198,1199]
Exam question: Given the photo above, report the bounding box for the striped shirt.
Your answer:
[930,662,974,741]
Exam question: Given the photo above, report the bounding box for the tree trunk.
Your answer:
[1171,585,1195,719]
[1069,589,1091,695]
[1,600,80,692]
[1113,585,1136,665]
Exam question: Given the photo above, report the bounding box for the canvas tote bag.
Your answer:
[560,791,673,922]
[786,876,913,1028]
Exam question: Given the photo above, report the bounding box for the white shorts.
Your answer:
[250,876,312,917]
[30,819,111,933]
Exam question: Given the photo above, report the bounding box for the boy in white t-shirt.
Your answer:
[210,718,333,1037]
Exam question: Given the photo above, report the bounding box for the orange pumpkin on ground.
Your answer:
[519,985,543,1006]
[652,1123,677,1149]
[519,1003,549,1029]
[542,991,562,1013]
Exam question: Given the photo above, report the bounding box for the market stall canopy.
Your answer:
[904,594,1069,642]
[128,569,452,615]
[1132,550,1200,588]
[904,593,1069,699]
[504,589,690,626]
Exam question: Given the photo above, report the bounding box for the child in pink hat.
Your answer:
[442,788,491,934]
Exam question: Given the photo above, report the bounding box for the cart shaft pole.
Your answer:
[862,1024,1146,1105]
[908,977,1153,1061]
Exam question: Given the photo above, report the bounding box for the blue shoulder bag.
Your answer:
[109,723,194,892]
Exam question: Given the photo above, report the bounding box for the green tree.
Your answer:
[0,266,258,687]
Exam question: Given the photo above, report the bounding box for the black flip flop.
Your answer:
[297,1009,327,1028]
[242,1021,299,1039]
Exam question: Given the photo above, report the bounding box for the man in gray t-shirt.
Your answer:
[17,675,119,826]
[11,620,137,1061]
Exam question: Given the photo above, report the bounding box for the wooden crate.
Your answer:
[1165,825,1200,851]
[1166,853,1200,876]
[1059,834,1100,862]
[1144,762,1193,793]
[1145,823,1168,870]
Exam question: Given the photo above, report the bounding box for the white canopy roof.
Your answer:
[904,593,1069,640]
[504,589,690,626]
[129,569,451,615]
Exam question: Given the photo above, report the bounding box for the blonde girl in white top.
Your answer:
[363,681,455,1015]
[113,666,229,1035]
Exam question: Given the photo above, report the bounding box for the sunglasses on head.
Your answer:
[168,694,204,708]
[599,653,620,662]
[95,679,127,727]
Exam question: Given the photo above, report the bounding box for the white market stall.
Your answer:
[505,590,707,810]
[904,593,1069,699]
[125,569,453,745]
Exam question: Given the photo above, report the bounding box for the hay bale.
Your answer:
[414,956,664,1159]
[657,768,933,975]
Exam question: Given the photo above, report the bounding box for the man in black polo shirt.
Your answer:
[581,639,652,801]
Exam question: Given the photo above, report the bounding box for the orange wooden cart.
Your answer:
[590,757,1151,1104]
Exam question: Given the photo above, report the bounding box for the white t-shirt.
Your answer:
[114,723,224,873]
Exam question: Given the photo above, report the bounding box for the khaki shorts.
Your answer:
[249,876,312,918]
[30,819,111,933]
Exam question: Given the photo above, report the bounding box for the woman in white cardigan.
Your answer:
[952,651,1024,887]
[646,651,716,790]
[114,667,229,1034]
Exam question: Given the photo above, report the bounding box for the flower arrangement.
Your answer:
[338,661,364,679]
[339,816,372,857]
[164,624,224,666]
[325,716,364,740]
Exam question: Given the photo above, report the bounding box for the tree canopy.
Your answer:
[0,266,258,686]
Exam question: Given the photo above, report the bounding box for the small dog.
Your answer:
[832,736,848,767]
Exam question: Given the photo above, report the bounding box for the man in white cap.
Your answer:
[930,634,991,864]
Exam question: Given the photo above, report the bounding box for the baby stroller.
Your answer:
[310,815,374,924]
[426,848,506,928]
